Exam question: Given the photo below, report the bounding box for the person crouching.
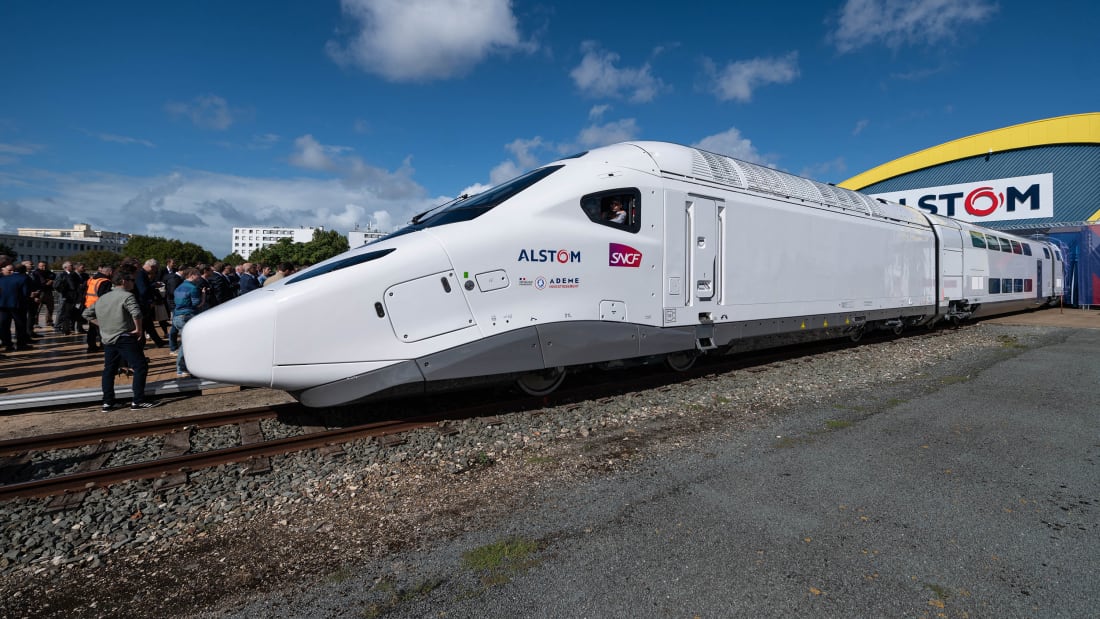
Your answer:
[82,271,160,411]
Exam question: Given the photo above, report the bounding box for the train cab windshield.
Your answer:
[380,165,564,243]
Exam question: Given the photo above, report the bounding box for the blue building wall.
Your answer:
[859,144,1100,306]
[859,144,1100,229]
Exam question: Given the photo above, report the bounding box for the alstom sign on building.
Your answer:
[869,173,1054,224]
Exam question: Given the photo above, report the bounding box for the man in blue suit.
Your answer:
[0,261,32,352]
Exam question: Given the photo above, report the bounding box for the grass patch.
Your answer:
[834,404,872,413]
[996,334,1026,349]
[774,435,813,448]
[923,582,952,600]
[824,419,853,431]
[885,398,908,408]
[462,537,542,587]
[524,455,556,465]
[362,577,445,618]
[941,375,971,385]
[324,565,357,584]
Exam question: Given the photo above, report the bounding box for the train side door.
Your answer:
[663,191,723,325]
[935,224,964,302]
[689,196,721,305]
[1037,259,1044,299]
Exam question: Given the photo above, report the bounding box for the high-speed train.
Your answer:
[182,141,1065,407]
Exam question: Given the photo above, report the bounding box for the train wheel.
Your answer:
[516,367,566,397]
[849,327,864,342]
[665,351,697,372]
[892,323,904,336]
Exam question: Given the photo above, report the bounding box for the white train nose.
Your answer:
[181,292,276,387]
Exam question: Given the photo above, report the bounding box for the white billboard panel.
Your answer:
[869,173,1053,223]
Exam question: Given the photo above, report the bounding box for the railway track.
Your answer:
[0,326,958,507]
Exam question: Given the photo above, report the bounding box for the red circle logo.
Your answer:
[964,186,1003,217]
[557,249,569,263]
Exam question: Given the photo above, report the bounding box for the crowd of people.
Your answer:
[0,254,297,409]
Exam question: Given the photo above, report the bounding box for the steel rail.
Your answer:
[0,415,442,500]
[0,404,298,456]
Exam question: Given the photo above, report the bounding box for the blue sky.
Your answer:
[1,0,1097,257]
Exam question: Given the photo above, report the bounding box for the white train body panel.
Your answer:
[182,141,1066,407]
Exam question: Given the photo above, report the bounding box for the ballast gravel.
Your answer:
[0,324,1070,618]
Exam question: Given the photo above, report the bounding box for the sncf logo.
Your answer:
[609,243,642,267]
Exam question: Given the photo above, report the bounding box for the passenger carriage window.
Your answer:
[580,189,642,233]
[1003,278,1012,293]
[998,238,1012,252]
[969,232,986,248]
[1043,247,1050,258]
[1024,279,1033,292]
[1022,244,1032,256]
[1010,240,1022,254]
[989,278,1001,294]
[1014,279,1023,293]
[985,234,999,250]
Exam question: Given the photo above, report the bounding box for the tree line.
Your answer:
[2,229,352,270]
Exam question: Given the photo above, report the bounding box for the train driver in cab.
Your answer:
[607,198,627,224]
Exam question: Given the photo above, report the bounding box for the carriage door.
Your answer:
[1037,260,1044,299]
[688,196,721,305]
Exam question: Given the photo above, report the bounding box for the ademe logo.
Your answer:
[869,173,1053,223]
[609,243,642,267]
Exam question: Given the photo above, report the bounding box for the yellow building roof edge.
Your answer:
[839,112,1100,190]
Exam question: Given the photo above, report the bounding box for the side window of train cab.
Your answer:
[580,189,642,233]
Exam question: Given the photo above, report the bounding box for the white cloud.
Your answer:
[799,157,848,181]
[705,52,799,103]
[0,142,45,157]
[852,119,870,135]
[588,104,611,121]
[4,154,438,258]
[165,95,237,130]
[576,118,640,148]
[504,137,543,169]
[570,42,665,103]
[831,0,999,53]
[288,134,422,200]
[693,127,772,165]
[326,0,533,82]
[82,130,155,148]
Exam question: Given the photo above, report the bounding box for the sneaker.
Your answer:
[102,403,118,412]
[176,372,191,378]
[169,350,178,356]
[130,401,161,410]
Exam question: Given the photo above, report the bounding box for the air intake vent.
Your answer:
[681,146,886,219]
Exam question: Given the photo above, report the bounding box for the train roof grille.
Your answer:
[688,148,874,217]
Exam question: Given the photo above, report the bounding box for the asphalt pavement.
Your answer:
[230,326,1100,618]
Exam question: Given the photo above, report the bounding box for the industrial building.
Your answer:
[1,223,129,265]
[231,226,322,260]
[841,113,1100,308]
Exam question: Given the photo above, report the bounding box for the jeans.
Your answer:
[172,313,193,374]
[102,334,149,406]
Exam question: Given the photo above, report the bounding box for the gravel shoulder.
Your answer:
[1,324,1092,618]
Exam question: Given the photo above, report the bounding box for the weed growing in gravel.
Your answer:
[923,582,952,600]
[941,375,971,385]
[996,334,1025,349]
[834,404,872,413]
[362,576,445,618]
[462,537,541,587]
[524,455,556,465]
[824,419,853,430]
[324,565,357,584]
